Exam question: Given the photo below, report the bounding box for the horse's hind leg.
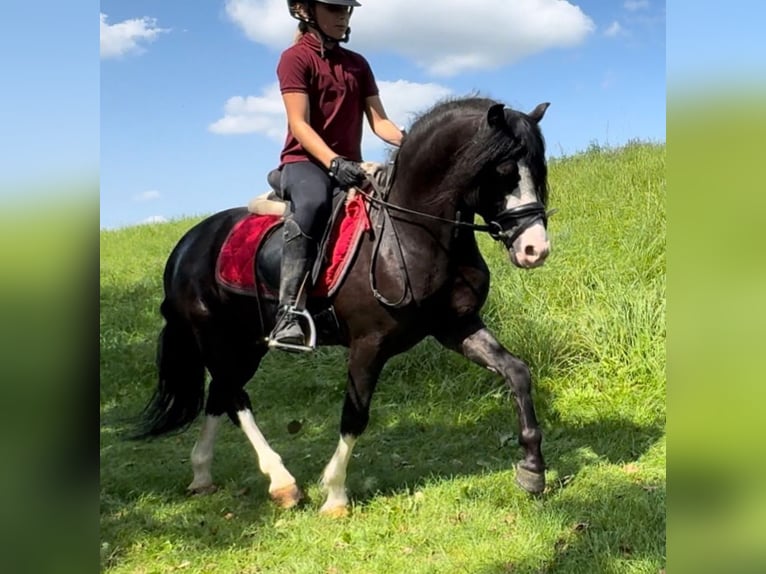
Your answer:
[188,413,223,494]
[232,387,303,509]
[191,335,302,508]
[187,374,260,494]
[186,361,250,495]
[321,338,385,516]
[436,319,546,494]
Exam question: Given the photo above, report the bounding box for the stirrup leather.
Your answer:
[267,306,317,352]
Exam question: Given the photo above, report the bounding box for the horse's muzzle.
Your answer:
[509,242,550,268]
[508,220,550,268]
[490,202,551,269]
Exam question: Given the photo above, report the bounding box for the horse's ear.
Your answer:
[528,102,550,124]
[487,103,506,128]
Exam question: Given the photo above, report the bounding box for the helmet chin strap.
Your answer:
[314,25,351,47]
[306,25,350,59]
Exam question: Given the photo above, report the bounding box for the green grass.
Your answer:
[100,142,665,573]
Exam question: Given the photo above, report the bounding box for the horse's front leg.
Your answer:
[437,320,546,494]
[321,336,385,516]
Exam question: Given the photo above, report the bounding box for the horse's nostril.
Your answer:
[524,245,536,256]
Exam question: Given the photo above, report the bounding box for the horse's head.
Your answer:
[468,102,552,269]
[391,97,553,269]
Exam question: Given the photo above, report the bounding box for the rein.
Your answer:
[357,186,557,244]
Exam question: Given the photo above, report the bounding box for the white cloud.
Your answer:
[100,12,170,60]
[362,80,453,154]
[140,215,168,225]
[604,21,624,37]
[208,79,453,152]
[225,0,287,48]
[377,80,454,126]
[208,83,286,138]
[624,0,650,10]
[224,0,595,76]
[132,190,161,202]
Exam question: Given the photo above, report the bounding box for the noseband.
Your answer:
[487,202,555,248]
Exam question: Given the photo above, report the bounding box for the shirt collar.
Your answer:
[300,32,339,55]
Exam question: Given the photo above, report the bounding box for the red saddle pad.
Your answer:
[215,194,371,298]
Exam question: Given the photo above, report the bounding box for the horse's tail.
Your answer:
[132,300,206,439]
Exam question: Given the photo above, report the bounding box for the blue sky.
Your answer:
[0,2,99,191]
[99,0,666,229]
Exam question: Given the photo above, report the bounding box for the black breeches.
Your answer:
[280,161,334,241]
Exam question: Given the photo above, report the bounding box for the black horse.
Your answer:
[137,96,553,514]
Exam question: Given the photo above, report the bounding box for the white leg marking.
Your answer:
[188,415,222,491]
[321,434,357,512]
[237,409,296,492]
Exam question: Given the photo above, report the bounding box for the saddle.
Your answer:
[247,161,387,290]
[215,162,389,348]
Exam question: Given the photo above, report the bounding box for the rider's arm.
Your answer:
[282,92,338,169]
[364,95,405,147]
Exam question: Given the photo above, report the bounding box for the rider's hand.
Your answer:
[329,157,366,188]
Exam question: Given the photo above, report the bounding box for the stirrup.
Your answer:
[267,306,317,352]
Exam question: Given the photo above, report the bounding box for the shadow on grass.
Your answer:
[100,281,664,570]
[474,475,666,573]
[101,381,663,555]
[101,408,664,571]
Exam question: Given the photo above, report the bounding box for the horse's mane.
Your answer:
[406,95,496,143]
[391,95,548,206]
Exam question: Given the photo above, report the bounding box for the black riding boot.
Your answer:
[268,218,316,350]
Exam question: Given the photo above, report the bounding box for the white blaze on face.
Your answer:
[504,161,550,268]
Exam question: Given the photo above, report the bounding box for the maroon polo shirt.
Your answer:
[277,33,379,166]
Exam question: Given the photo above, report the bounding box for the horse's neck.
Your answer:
[388,116,476,216]
[375,125,482,301]
[371,184,478,305]
[366,111,487,302]
[383,180,466,252]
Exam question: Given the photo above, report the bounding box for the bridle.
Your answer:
[357,182,556,247]
[358,170,556,307]
[488,201,556,247]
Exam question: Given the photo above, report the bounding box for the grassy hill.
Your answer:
[100,142,665,573]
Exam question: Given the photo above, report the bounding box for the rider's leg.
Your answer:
[269,161,333,348]
[284,160,334,241]
[269,218,315,346]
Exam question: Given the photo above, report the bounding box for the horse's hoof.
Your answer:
[320,505,350,518]
[270,483,304,509]
[187,484,218,496]
[515,464,545,494]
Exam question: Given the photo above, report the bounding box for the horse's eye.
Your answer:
[496,161,517,176]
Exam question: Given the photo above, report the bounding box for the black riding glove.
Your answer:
[329,157,366,188]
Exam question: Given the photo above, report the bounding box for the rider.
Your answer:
[269,0,405,349]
